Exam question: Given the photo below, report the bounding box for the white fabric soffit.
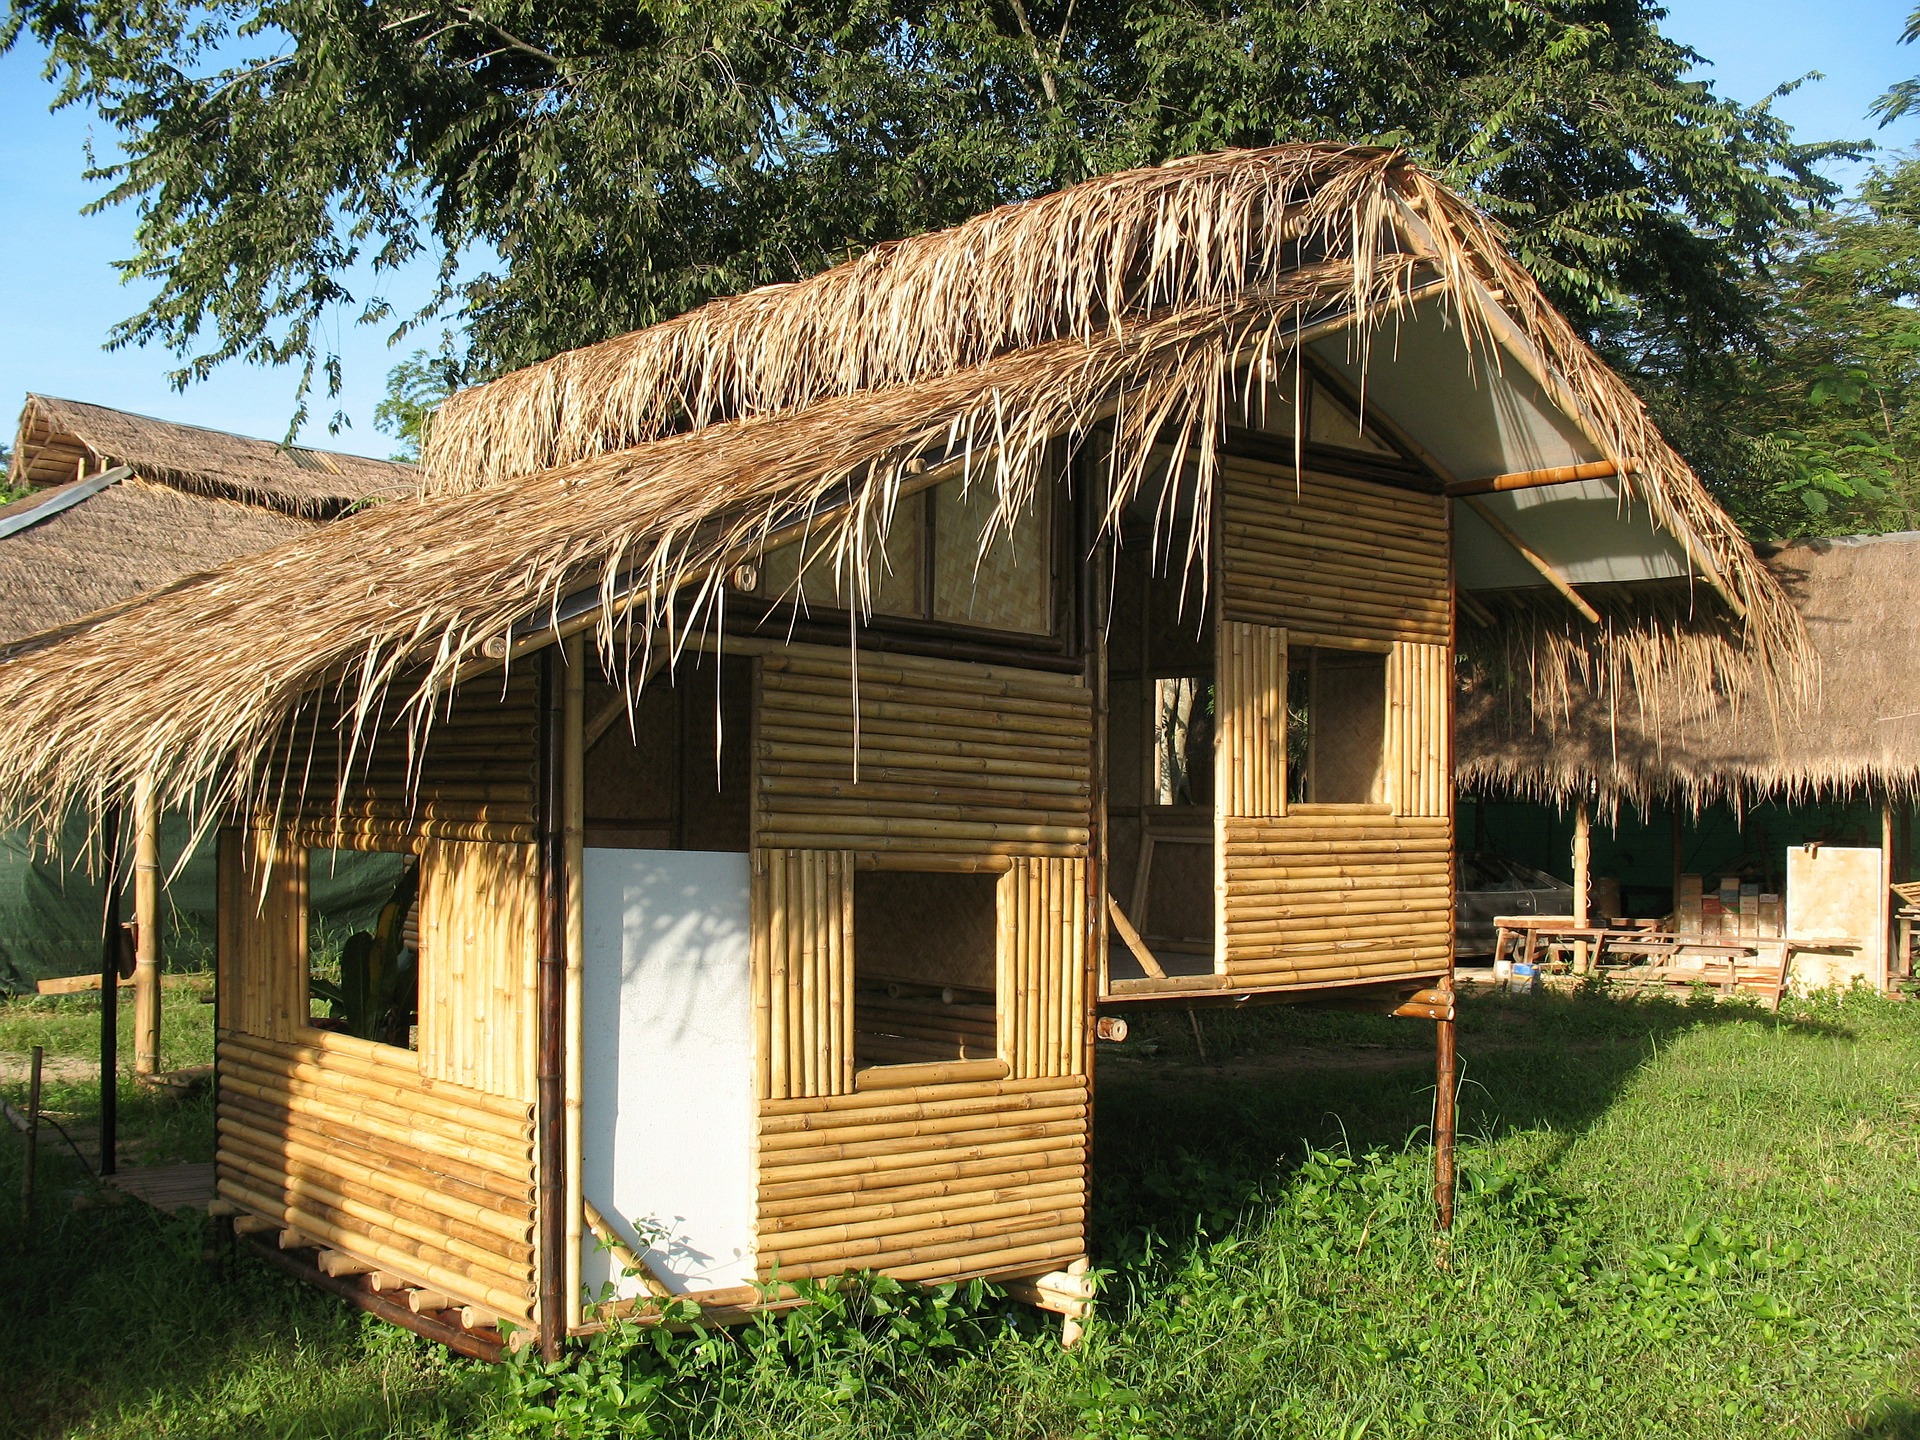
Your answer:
[1307,295,1692,592]
[1452,480,1692,590]
[1306,294,1596,480]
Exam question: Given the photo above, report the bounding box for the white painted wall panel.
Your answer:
[580,848,756,1299]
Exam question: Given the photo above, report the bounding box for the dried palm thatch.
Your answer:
[1459,533,1920,813]
[10,395,412,518]
[0,475,314,643]
[0,144,1804,846]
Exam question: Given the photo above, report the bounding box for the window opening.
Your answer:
[851,869,998,1068]
[1152,676,1216,807]
[306,848,419,1049]
[1286,647,1387,805]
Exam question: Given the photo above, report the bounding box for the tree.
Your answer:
[5,1,1846,433]
[1649,158,1920,538]
[373,338,464,462]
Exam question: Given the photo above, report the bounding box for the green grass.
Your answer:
[2,985,1918,1438]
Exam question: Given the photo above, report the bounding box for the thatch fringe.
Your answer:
[0,265,1410,849]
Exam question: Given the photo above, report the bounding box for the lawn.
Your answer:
[2,982,1917,1439]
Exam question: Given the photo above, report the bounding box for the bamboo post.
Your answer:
[535,648,567,1361]
[22,1045,42,1219]
[99,803,122,1178]
[1571,798,1592,975]
[1434,985,1456,1232]
[562,635,585,1332]
[1883,798,1896,992]
[133,773,163,1077]
[1669,801,1684,921]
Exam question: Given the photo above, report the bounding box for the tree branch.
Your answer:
[1003,0,1059,105]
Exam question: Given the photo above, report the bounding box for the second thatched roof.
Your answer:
[1458,532,1920,809]
[10,394,412,519]
[0,145,1810,840]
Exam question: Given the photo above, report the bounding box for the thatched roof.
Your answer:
[0,145,1807,840]
[10,395,412,519]
[1458,532,1920,810]
[0,474,313,644]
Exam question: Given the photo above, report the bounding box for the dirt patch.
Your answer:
[0,1050,103,1087]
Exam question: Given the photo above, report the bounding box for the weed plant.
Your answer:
[1,985,1917,1437]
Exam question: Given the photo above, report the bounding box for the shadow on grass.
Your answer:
[1089,984,1849,1261]
[1844,1396,1920,1439]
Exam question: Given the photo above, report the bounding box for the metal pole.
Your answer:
[99,804,122,1178]
[22,1044,42,1218]
[535,648,568,1361]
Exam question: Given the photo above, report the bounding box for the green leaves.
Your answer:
[5,0,1843,429]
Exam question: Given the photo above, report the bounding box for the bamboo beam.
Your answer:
[1459,496,1600,624]
[1104,894,1166,979]
[582,1198,674,1300]
[1446,460,1619,497]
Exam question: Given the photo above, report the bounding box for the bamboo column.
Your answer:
[1882,797,1896,992]
[1669,802,1684,920]
[1434,980,1456,1232]
[1571,798,1591,975]
[133,772,163,1077]
[535,648,568,1361]
[562,636,585,1332]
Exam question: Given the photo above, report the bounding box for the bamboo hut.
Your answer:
[0,147,1801,1355]
[1457,530,1920,984]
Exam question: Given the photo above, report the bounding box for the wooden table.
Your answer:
[1490,918,1801,1010]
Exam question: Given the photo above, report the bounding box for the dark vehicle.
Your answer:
[1455,853,1574,959]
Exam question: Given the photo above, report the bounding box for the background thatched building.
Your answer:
[0,396,412,1050]
[1456,531,1920,968]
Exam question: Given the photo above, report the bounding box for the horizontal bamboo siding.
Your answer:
[998,858,1086,1079]
[754,848,856,1101]
[1221,458,1449,645]
[756,648,1092,857]
[755,1077,1088,1283]
[1216,458,1451,987]
[216,829,539,1322]
[418,840,540,1099]
[1217,621,1287,818]
[264,672,540,844]
[1220,813,1452,981]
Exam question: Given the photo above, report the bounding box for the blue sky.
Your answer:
[2,1,1918,459]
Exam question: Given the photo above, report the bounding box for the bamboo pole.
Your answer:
[582,1198,674,1300]
[851,1058,1011,1092]
[1572,798,1592,975]
[99,803,121,1177]
[132,773,162,1077]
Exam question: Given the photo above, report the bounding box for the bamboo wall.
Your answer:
[753,848,855,1101]
[750,644,1093,1286]
[756,648,1091,858]
[1221,458,1449,646]
[1215,456,1453,989]
[215,827,539,1324]
[1217,621,1287,819]
[755,1076,1089,1283]
[417,840,541,1099]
